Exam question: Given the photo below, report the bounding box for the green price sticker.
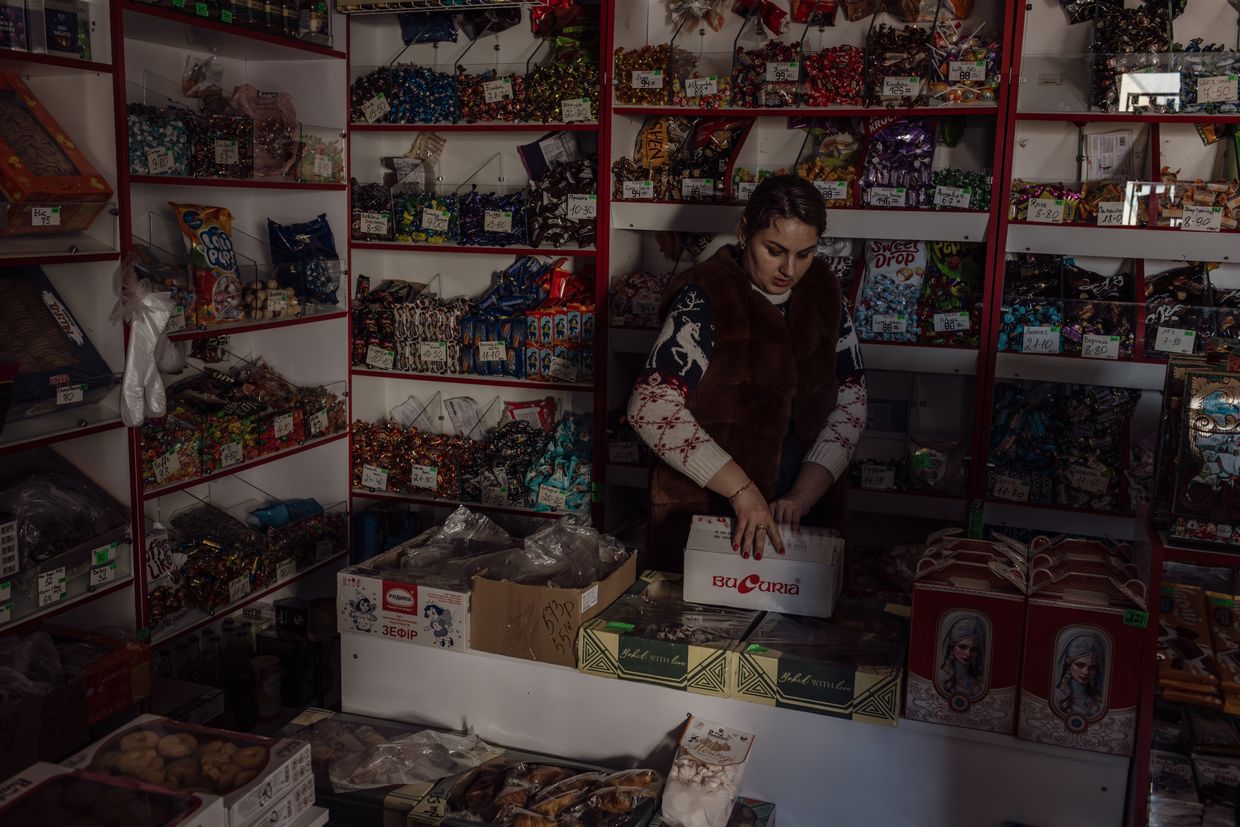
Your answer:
[1122,610,1149,629]
[170,0,184,7]
[195,2,208,14]
[220,9,232,21]
[967,499,984,540]
[605,622,636,632]
[1213,596,1238,608]
[747,644,770,654]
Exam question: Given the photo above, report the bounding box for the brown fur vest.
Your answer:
[646,244,847,571]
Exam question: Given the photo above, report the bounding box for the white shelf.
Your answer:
[982,501,1139,541]
[1005,223,1240,263]
[862,344,979,376]
[994,352,1166,391]
[849,489,969,522]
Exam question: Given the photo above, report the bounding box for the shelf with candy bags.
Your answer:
[610,114,754,203]
[608,231,717,330]
[0,201,122,263]
[1142,261,1240,361]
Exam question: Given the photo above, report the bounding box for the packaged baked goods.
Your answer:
[661,715,753,827]
[170,203,245,326]
[0,763,221,827]
[1159,583,1220,690]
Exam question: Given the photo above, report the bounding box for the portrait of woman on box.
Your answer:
[1053,629,1108,720]
[937,612,988,702]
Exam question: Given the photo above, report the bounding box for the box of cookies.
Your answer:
[62,714,312,827]
[0,762,224,827]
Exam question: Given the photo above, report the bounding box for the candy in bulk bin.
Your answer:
[1155,170,1240,231]
[802,44,864,106]
[795,121,860,208]
[456,68,525,123]
[1090,4,1169,112]
[350,67,392,124]
[127,104,191,176]
[394,190,459,244]
[915,241,984,346]
[855,240,926,343]
[526,157,598,248]
[929,20,1001,105]
[671,117,751,202]
[526,411,592,514]
[459,188,528,248]
[1060,262,1136,359]
[526,53,601,123]
[861,118,934,208]
[232,85,298,178]
[389,64,458,124]
[1009,180,1082,222]
[614,44,688,105]
[351,179,394,242]
[1144,264,1211,357]
[865,23,930,107]
[930,168,992,211]
[1177,39,1240,115]
[188,112,254,179]
[296,132,344,184]
[1076,180,1126,224]
[141,406,204,488]
[731,40,801,108]
[610,270,674,327]
[611,116,691,201]
[672,69,732,109]
[352,277,426,368]
[235,361,307,455]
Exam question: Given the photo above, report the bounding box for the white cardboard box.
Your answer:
[246,773,315,827]
[682,515,844,618]
[338,559,471,652]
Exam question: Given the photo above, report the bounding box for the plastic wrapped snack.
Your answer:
[266,214,342,305]
[598,592,757,647]
[327,729,495,792]
[661,716,755,827]
[170,202,245,325]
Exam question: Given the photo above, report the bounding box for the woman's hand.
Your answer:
[770,489,814,531]
[731,484,783,560]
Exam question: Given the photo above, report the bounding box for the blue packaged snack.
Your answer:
[266,214,341,305]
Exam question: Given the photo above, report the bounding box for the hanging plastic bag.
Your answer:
[111,253,175,426]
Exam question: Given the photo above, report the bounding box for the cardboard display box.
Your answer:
[43,624,152,725]
[252,773,316,827]
[578,571,760,697]
[62,714,312,827]
[682,515,844,618]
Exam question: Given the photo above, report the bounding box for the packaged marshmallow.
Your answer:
[660,716,755,827]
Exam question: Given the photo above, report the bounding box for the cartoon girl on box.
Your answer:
[1053,628,1108,725]
[936,611,988,708]
[424,604,455,648]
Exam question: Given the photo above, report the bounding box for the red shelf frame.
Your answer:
[352,489,567,519]
[1,577,135,637]
[166,309,348,342]
[350,241,597,257]
[130,174,347,191]
[351,122,599,133]
[121,1,347,59]
[1017,111,1240,125]
[0,251,121,266]
[350,368,594,393]
[0,51,114,73]
[614,105,1000,118]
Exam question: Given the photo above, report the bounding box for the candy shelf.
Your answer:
[848,489,969,522]
[1017,112,1240,125]
[351,123,599,133]
[351,489,571,520]
[0,52,114,75]
[130,175,348,191]
[350,241,597,257]
[0,576,135,636]
[613,104,1002,119]
[993,352,1168,392]
[1005,223,1240,263]
[349,368,593,394]
[142,431,349,499]
[0,408,126,457]
[166,308,348,341]
[0,250,122,266]
[121,1,346,60]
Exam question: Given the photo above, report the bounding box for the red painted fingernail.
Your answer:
[741,551,749,559]
[755,552,762,561]
[733,543,738,551]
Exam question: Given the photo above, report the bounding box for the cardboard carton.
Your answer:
[0,667,89,778]
[42,624,152,724]
[682,515,844,618]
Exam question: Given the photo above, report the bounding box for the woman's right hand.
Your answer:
[731,485,784,560]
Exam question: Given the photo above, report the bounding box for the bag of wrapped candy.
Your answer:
[171,202,245,325]
[855,240,926,343]
[267,214,342,306]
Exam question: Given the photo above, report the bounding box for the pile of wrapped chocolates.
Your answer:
[352,421,480,500]
[855,239,983,346]
[998,253,1066,353]
[127,104,191,176]
[350,178,394,241]
[795,120,861,208]
[455,68,526,123]
[930,168,992,211]
[525,51,602,123]
[1143,262,1239,358]
[731,40,802,108]
[988,380,1140,511]
[1176,39,1240,115]
[610,270,674,327]
[802,45,865,107]
[1089,4,1170,112]
[525,157,598,248]
[393,190,459,245]
[865,24,930,107]
[611,116,692,202]
[1154,169,1240,231]
[525,410,593,514]
[614,44,693,105]
[460,187,529,247]
[1009,180,1082,223]
[671,67,732,108]
[861,117,934,208]
[612,116,750,203]
[929,20,1001,105]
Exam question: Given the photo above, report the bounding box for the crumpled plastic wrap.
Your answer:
[0,632,67,710]
[598,591,756,647]
[112,253,175,427]
[0,472,125,569]
[746,603,905,663]
[329,729,495,792]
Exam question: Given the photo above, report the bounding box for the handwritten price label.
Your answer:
[765,62,799,82]
[478,341,506,361]
[934,186,971,209]
[1096,201,1126,226]
[561,98,592,122]
[736,182,757,201]
[483,210,513,233]
[220,441,243,467]
[361,464,389,490]
[547,356,579,382]
[815,180,849,201]
[1155,327,1196,354]
[274,413,294,439]
[90,563,118,588]
[277,558,296,581]
[31,206,60,226]
[1022,326,1060,354]
[365,345,395,370]
[1067,465,1109,496]
[861,464,896,491]
[410,464,439,490]
[422,208,451,233]
[483,78,513,103]
[948,61,987,82]
[147,147,174,175]
[37,566,66,607]
[358,212,389,236]
[268,293,288,314]
[567,194,597,220]
[1198,75,1238,105]
[1082,333,1120,360]
[361,94,389,123]
[214,140,239,165]
[632,70,664,89]
[681,178,714,199]
[419,341,448,363]
[228,576,250,604]
[538,484,569,510]
[622,180,654,200]
[152,452,180,484]
[685,76,719,97]
[1028,198,1065,224]
[882,76,920,97]
[1181,205,1223,232]
[56,384,84,406]
[934,312,971,333]
[167,311,186,333]
[873,314,908,334]
[992,475,1030,502]
[869,187,907,208]
[313,154,332,178]
[309,408,329,435]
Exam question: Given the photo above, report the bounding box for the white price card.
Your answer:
[548,356,579,382]
[1067,465,1110,496]
[861,464,896,491]
[220,441,243,467]
[632,296,660,316]
[481,482,507,506]
[37,567,65,594]
[92,542,119,566]
[1022,325,1060,354]
[948,60,987,82]
[1181,205,1223,232]
[566,194,597,220]
[359,212,389,236]
[361,94,389,123]
[631,70,664,89]
[1028,198,1066,224]
[483,210,513,233]
[483,78,513,103]
[268,293,288,314]
[90,563,118,588]
[167,311,186,333]
[419,341,448,363]
[1096,201,1126,226]
[934,312,971,333]
[361,464,389,490]
[814,180,849,201]
[313,154,333,178]
[228,576,250,604]
[277,558,296,581]
[872,314,908,334]
[869,187,907,208]
[422,208,451,233]
[410,464,439,490]
[538,484,569,510]
[37,585,65,608]
[685,76,719,97]
[478,341,507,361]
[681,178,714,198]
[1155,327,1196,354]
[147,147,174,175]
[309,408,329,435]
[882,76,920,97]
[736,182,757,201]
[992,475,1030,502]
[561,98,592,122]
[214,139,239,165]
[1082,333,1121,360]
[1198,75,1238,105]
[365,345,395,370]
[765,62,799,82]
[31,206,60,226]
[152,452,180,484]
[934,186,971,209]
[609,441,640,464]
[56,384,84,406]
[622,180,655,200]
[274,413,294,439]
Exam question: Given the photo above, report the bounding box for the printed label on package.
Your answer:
[1096,201,1126,226]
[268,293,288,314]
[561,98,592,122]
[882,76,920,97]
[483,79,513,103]
[274,413,294,439]
[229,576,250,604]
[220,441,243,467]
[1028,198,1065,223]
[632,296,660,316]
[361,464,389,490]
[56,384,84,406]
[737,182,757,201]
[422,208,451,233]
[547,356,579,382]
[1198,75,1238,105]
[934,186,971,209]
[147,147,174,175]
[277,558,296,582]
[167,311,186,333]
[815,180,849,201]
[410,464,438,491]
[153,452,180,484]
[861,464,896,490]
[1182,205,1224,232]
[581,584,599,614]
[869,187,906,208]
[483,210,513,233]
[1067,465,1110,495]
[567,194,597,220]
[1082,333,1120,360]
[419,341,448,363]
[214,140,239,165]
[685,76,719,97]
[313,154,333,178]
[89,563,118,588]
[478,341,506,361]
[31,206,60,227]
[933,312,971,333]
[1022,325,1060,354]
[93,542,119,566]
[309,408,329,435]
[359,212,389,236]
[631,70,663,89]
[365,345,396,370]
[609,441,640,464]
[1155,327,1196,354]
[872,314,908,334]
[992,475,1030,502]
[765,62,799,82]
[681,178,714,199]
[362,94,389,123]
[623,180,655,200]
[538,484,569,510]
[948,60,987,82]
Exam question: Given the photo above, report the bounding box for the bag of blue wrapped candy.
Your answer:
[267,214,342,305]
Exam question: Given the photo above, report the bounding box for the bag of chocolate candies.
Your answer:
[267,214,342,305]
[171,202,245,326]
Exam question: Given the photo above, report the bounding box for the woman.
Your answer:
[937,614,987,701]
[1053,631,1107,720]
[628,175,866,570]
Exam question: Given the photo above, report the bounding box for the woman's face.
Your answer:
[1070,655,1097,685]
[742,217,820,295]
[952,637,979,666]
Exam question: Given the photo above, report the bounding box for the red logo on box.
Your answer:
[711,574,801,596]
[383,581,418,615]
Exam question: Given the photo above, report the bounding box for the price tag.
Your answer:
[1181,205,1223,232]
[170,0,183,6]
[478,341,506,361]
[948,60,987,82]
[814,180,849,201]
[631,70,664,89]
[481,482,507,506]
[37,566,66,607]
[56,384,84,406]
[992,475,1030,503]
[167,311,186,333]
[869,187,907,208]
[361,465,389,490]
[622,180,654,200]
[1022,326,1060,354]
[933,312,971,333]
[220,441,243,467]
[1082,333,1120,360]
[419,341,447,363]
[1198,75,1238,105]
[765,62,799,82]
[1028,198,1065,224]
[147,147,174,175]
[872,314,908,334]
[220,9,232,22]
[736,182,757,201]
[90,563,118,588]
[882,76,920,97]
[359,212,389,236]
[0,581,9,624]
[861,464,896,491]
[277,558,296,581]
[31,206,60,226]
[1096,201,1126,226]
[1155,327,1196,354]
[152,452,180,484]
[681,178,714,199]
[214,139,239,165]
[609,441,640,464]
[483,78,513,103]
[313,154,332,178]
[410,464,439,490]
[194,2,208,14]
[228,576,250,604]
[271,413,293,440]
[561,98,592,122]
[268,293,288,314]
[422,208,451,233]
[685,76,719,97]
[92,542,119,566]
[1123,609,1149,629]
[483,210,513,233]
[309,409,329,435]
[1067,465,1110,496]
[566,194,597,220]
[361,94,389,123]
[547,357,579,382]
[538,484,569,510]
[365,345,395,370]
[934,186,971,209]
[37,587,65,608]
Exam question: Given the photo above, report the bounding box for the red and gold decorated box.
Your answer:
[0,73,113,235]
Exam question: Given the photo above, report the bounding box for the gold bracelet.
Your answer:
[728,480,754,502]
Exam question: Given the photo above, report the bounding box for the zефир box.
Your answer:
[682,515,844,619]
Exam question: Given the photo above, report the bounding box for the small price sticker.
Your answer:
[274,413,294,439]
[1198,75,1238,105]
[90,563,118,588]
[268,293,288,314]
[365,345,395,370]
[736,182,757,201]
[1082,333,1120,360]
[228,576,250,604]
[948,60,987,82]
[166,311,186,332]
[38,585,66,608]
[765,62,799,82]
[815,180,849,201]
[194,2,208,14]
[609,441,640,464]
[31,206,60,226]
[358,212,389,236]
[277,558,296,581]
[561,98,592,122]
[1022,326,1060,354]
[1067,465,1110,495]
[933,312,971,333]
[861,464,896,491]
[37,566,66,607]
[547,356,579,382]
[873,314,908,335]
[419,341,448,363]
[214,139,239,165]
[313,154,332,178]
[220,9,232,22]
[483,78,513,103]
[92,542,118,566]
[483,210,513,233]
[992,475,1030,502]
[361,94,389,123]
[152,452,180,484]
[632,296,660,316]
[147,147,174,175]
[422,208,451,233]
[481,483,507,506]
[170,0,184,7]
[681,178,714,199]
[934,186,971,209]
[1155,327,1196,354]
[538,484,569,510]
[1028,198,1065,224]
[220,441,243,467]
[685,76,719,97]
[362,464,388,490]
[1096,201,1126,226]
[631,70,664,89]
[309,408,329,435]
[869,187,907,208]
[478,341,506,361]
[410,464,439,490]
[1123,609,1150,629]
[1182,205,1223,232]
[882,76,920,97]
[622,180,654,200]
[56,384,84,406]
[566,194,597,220]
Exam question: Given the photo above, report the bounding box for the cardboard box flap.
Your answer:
[1028,568,1147,610]
[1028,534,1134,563]
[924,547,1028,573]
[914,557,1027,595]
[1028,551,1141,582]
[686,515,842,564]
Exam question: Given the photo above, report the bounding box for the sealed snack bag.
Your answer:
[171,202,245,325]
[661,715,755,827]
